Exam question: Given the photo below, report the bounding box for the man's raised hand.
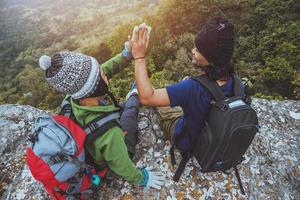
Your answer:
[131,23,151,59]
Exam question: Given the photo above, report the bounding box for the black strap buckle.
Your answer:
[88,122,97,132]
[28,133,38,144]
[50,152,67,164]
[211,101,229,111]
[217,103,229,112]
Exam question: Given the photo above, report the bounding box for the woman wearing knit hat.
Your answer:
[38,42,164,189]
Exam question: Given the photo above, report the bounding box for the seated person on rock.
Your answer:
[131,18,244,153]
[38,41,165,189]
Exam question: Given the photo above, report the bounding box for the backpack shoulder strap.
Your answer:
[59,96,72,117]
[60,95,120,136]
[192,75,225,101]
[84,113,120,169]
[232,75,244,97]
[84,112,120,135]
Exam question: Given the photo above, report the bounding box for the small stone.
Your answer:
[138,120,148,129]
[191,190,203,199]
[290,111,300,120]
[154,152,161,157]
[153,124,160,131]
[176,191,186,200]
[123,193,135,200]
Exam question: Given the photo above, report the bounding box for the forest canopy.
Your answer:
[0,0,299,110]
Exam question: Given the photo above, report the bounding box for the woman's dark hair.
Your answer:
[87,77,109,98]
[46,53,63,78]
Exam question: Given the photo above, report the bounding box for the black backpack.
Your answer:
[170,75,259,195]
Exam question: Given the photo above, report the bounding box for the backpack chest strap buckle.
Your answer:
[50,152,68,165]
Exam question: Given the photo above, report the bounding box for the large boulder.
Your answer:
[0,98,299,199]
[0,105,49,199]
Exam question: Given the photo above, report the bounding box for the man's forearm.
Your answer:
[134,59,154,101]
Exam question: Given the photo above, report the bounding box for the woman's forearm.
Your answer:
[101,53,130,79]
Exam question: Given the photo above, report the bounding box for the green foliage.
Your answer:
[235,0,300,99]
[16,65,65,109]
[0,0,153,108]
[0,65,64,109]
[150,70,174,88]
[109,64,136,101]
[82,42,112,64]
[106,19,143,56]
[254,92,287,101]
[1,0,299,110]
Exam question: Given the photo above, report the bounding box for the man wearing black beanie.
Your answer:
[131,18,243,152]
[193,17,235,80]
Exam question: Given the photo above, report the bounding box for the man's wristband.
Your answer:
[134,57,146,61]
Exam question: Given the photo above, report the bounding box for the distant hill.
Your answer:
[0,0,157,73]
[0,0,158,107]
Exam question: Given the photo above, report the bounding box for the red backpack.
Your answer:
[26,98,120,199]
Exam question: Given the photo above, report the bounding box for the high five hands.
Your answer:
[131,23,152,60]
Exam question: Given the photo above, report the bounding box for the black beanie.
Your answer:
[194,17,235,66]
